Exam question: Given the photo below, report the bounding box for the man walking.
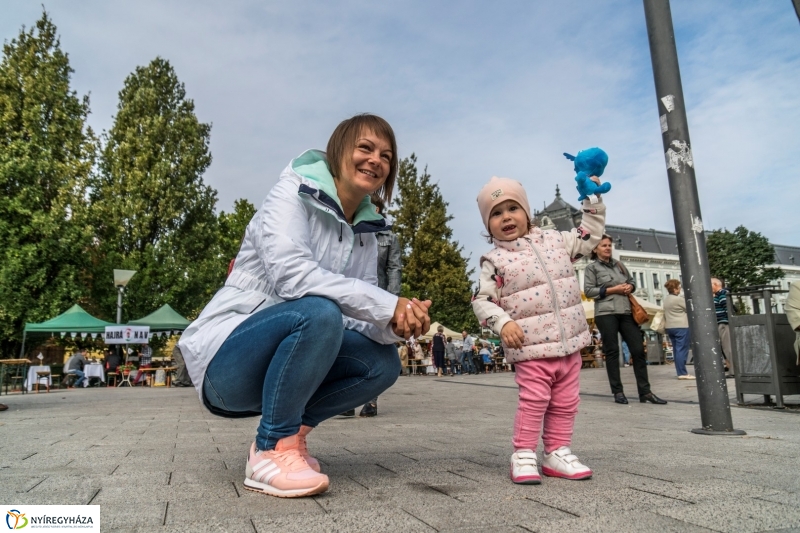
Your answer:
[461,331,476,374]
[712,278,734,377]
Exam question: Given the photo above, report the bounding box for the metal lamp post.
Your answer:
[113,269,137,325]
[643,0,744,435]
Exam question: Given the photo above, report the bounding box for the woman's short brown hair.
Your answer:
[326,114,398,205]
[664,278,681,294]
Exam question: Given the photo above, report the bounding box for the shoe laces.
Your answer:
[271,448,308,471]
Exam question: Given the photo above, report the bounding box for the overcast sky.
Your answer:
[4,1,800,275]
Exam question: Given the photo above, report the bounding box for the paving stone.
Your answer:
[1,363,799,532]
[654,497,800,533]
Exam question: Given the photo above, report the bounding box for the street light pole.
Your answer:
[642,0,744,435]
[113,269,137,362]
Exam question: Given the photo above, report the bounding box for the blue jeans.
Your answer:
[203,296,400,451]
[68,370,86,387]
[621,341,631,365]
[459,352,474,373]
[666,327,690,376]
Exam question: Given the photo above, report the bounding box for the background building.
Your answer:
[535,187,800,312]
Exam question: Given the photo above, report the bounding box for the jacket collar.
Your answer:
[291,149,388,235]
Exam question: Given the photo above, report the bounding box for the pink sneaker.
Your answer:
[243,436,329,498]
[298,425,321,473]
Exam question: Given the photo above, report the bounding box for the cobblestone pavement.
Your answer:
[1,363,799,532]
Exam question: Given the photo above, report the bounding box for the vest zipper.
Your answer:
[526,237,571,355]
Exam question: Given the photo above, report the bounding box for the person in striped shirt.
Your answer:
[712,278,734,377]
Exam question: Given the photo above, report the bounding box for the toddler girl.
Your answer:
[472,176,605,484]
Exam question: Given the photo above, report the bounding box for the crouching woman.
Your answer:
[179,114,430,498]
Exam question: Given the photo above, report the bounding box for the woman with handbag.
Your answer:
[583,235,666,405]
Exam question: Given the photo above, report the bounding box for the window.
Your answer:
[652,273,660,289]
[666,274,671,281]
[639,272,645,288]
[656,299,662,306]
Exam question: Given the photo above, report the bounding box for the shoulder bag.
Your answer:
[616,262,649,325]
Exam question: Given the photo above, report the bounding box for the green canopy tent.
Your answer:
[21,304,115,357]
[129,304,190,331]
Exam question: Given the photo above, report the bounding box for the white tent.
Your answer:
[582,296,662,321]
[418,322,462,341]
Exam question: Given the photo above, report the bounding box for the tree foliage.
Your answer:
[0,12,96,356]
[707,226,784,290]
[218,198,256,272]
[88,57,220,322]
[390,154,477,332]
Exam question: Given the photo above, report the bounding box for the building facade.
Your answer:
[535,187,800,313]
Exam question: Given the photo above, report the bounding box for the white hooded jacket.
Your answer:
[179,150,401,400]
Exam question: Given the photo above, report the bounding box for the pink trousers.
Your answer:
[513,352,581,454]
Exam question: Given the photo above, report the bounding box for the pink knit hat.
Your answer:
[476,176,532,230]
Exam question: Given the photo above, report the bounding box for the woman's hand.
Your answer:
[501,321,525,350]
[607,283,634,295]
[391,297,432,339]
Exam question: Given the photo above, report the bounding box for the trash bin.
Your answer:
[644,330,665,364]
[729,286,800,408]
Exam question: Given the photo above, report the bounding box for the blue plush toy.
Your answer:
[563,147,611,203]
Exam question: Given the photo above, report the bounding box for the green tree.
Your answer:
[0,12,96,356]
[88,57,220,322]
[390,154,477,332]
[707,226,784,290]
[218,198,256,272]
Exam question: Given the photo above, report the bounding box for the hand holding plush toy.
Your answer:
[563,147,611,203]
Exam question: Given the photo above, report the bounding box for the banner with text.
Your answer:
[104,325,150,344]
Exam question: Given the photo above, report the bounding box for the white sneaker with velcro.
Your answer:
[541,446,593,480]
[510,449,541,484]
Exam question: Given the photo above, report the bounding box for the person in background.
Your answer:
[663,279,694,380]
[785,281,800,365]
[431,325,447,378]
[461,331,476,374]
[134,344,153,386]
[104,349,122,373]
[621,341,631,367]
[171,344,193,387]
[479,343,494,373]
[445,336,459,375]
[471,342,484,374]
[584,235,666,405]
[357,194,403,416]
[397,342,410,376]
[711,278,734,377]
[64,348,87,388]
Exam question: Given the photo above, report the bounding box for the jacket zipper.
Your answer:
[527,237,571,355]
[304,191,353,273]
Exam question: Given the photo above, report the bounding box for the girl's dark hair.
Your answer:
[590,234,614,260]
[446,336,452,342]
[326,114,398,205]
